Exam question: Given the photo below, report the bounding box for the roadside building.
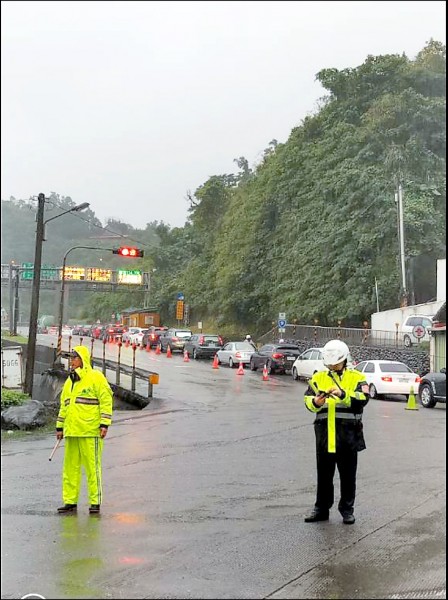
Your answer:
[430,302,446,372]
[121,307,161,329]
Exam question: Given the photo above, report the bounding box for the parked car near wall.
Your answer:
[401,315,433,347]
[418,368,446,408]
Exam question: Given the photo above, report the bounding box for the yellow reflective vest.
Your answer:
[304,368,368,453]
[56,345,113,437]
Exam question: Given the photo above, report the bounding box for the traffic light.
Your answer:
[113,247,144,258]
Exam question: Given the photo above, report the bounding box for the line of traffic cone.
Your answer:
[166,345,172,358]
[155,344,161,355]
[237,362,245,375]
[184,350,190,362]
[262,364,269,381]
[405,386,419,410]
[212,354,219,369]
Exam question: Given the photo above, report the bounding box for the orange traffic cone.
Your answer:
[125,339,130,348]
[237,362,245,375]
[166,345,172,358]
[184,350,190,362]
[212,354,219,369]
[262,364,269,381]
[146,342,151,352]
[155,343,161,355]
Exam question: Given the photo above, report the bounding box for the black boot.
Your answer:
[342,513,355,524]
[57,504,77,514]
[304,509,329,523]
[89,504,100,514]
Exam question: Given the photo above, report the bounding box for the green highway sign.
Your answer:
[21,263,59,280]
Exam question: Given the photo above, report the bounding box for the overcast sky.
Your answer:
[1,1,445,229]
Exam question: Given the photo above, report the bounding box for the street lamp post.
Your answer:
[55,246,111,364]
[23,196,90,395]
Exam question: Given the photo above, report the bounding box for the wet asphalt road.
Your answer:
[1,338,446,599]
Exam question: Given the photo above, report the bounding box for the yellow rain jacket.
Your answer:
[56,345,113,437]
[304,368,369,453]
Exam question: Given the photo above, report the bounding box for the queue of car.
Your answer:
[43,323,446,408]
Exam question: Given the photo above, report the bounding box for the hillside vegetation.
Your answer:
[2,41,445,333]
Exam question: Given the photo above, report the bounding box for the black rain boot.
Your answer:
[57,504,77,514]
[304,509,329,522]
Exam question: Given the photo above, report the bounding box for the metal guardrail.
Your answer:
[60,340,159,398]
[257,324,430,349]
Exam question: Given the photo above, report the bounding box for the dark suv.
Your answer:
[159,328,192,353]
[141,326,168,348]
[184,333,224,359]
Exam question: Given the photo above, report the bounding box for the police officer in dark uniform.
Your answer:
[303,340,369,524]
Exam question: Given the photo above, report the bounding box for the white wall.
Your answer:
[371,300,445,332]
[437,259,446,302]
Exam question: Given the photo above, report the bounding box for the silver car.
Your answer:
[216,341,255,368]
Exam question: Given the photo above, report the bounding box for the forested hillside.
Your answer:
[2,41,445,331]
[150,40,446,330]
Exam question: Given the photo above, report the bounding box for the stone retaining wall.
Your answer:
[291,339,430,375]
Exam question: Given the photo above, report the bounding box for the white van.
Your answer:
[401,315,433,347]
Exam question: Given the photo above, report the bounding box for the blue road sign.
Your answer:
[278,319,286,328]
[177,292,185,300]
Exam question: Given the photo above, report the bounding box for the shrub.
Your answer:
[1,390,30,411]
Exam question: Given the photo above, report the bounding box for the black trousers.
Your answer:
[314,446,358,516]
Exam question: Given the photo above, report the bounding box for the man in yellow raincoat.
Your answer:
[55,345,113,514]
[303,340,369,524]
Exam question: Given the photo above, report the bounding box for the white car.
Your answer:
[122,327,148,345]
[216,342,255,368]
[354,360,421,399]
[401,315,433,347]
[291,347,354,381]
[132,328,149,346]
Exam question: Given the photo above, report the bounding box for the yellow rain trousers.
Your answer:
[62,437,103,505]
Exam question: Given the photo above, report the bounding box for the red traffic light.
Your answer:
[113,247,144,258]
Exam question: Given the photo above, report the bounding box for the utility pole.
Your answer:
[397,184,407,307]
[9,263,15,335]
[24,193,46,395]
[13,268,20,335]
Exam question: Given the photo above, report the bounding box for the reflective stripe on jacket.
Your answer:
[304,368,369,453]
[56,345,113,437]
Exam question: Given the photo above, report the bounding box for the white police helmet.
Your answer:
[245,334,252,340]
[322,340,350,367]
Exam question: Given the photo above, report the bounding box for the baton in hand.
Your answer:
[49,438,62,461]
